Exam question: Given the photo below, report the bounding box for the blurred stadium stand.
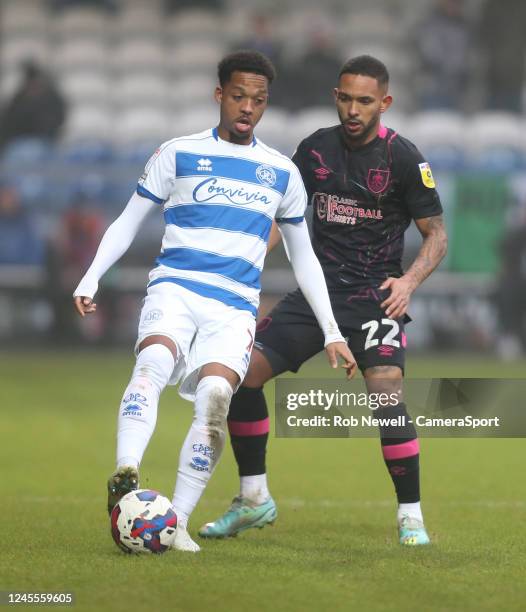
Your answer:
[1,0,525,355]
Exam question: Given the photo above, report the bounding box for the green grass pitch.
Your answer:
[2,351,525,612]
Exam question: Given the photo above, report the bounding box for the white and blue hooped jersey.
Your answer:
[137,127,307,317]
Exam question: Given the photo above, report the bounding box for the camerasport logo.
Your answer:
[313,192,383,225]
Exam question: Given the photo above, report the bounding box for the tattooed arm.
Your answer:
[380,214,448,318]
[406,214,449,286]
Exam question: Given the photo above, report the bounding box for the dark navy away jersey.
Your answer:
[292,125,443,290]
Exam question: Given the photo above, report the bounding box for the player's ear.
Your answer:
[380,95,392,114]
[214,86,223,104]
[333,87,339,102]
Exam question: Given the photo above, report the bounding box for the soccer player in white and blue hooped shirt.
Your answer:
[73,50,357,552]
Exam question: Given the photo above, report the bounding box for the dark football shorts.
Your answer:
[255,288,408,375]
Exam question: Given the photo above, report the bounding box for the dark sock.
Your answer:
[376,403,420,504]
[227,386,269,477]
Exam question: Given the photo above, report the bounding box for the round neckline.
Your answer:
[212,126,257,148]
[337,125,383,153]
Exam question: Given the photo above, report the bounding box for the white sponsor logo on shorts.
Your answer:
[143,309,163,325]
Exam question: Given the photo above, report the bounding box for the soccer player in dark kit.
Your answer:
[199,55,448,545]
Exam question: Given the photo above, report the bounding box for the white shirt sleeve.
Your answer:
[275,162,307,224]
[73,192,157,299]
[279,220,345,346]
[137,141,176,204]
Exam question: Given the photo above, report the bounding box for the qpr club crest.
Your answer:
[367,169,391,194]
[256,164,277,187]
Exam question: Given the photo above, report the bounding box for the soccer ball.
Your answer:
[110,489,178,554]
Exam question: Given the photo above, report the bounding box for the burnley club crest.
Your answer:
[367,169,390,194]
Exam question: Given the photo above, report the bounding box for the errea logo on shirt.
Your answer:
[197,158,213,171]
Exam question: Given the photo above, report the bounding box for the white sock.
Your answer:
[240,474,270,504]
[172,376,233,527]
[116,344,175,470]
[398,502,423,523]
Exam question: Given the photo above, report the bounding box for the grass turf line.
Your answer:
[1,351,525,612]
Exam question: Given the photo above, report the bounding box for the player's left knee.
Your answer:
[364,365,402,379]
[243,348,274,387]
[364,365,403,395]
[131,344,175,394]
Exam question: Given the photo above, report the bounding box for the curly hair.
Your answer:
[217,50,276,86]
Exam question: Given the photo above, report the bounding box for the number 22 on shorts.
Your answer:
[361,319,400,350]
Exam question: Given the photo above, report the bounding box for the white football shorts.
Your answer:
[136,281,256,401]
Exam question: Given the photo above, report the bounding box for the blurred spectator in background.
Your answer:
[478,0,526,112]
[0,61,67,152]
[412,0,471,110]
[164,0,223,13]
[279,26,341,110]
[55,195,105,286]
[49,0,118,11]
[234,14,282,66]
[495,213,526,359]
[0,182,45,265]
[233,14,286,106]
[47,193,105,342]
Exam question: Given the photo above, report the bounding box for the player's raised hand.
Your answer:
[380,276,416,319]
[325,341,357,379]
[73,296,97,317]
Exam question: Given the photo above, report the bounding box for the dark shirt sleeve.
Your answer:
[292,139,312,200]
[399,144,443,219]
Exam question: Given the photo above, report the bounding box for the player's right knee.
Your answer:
[132,343,175,393]
[242,349,274,387]
[138,334,178,361]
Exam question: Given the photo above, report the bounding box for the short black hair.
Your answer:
[339,55,389,88]
[217,50,276,86]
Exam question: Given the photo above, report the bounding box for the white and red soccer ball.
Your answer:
[110,489,177,554]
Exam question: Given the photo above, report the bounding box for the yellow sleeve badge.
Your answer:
[418,162,435,188]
